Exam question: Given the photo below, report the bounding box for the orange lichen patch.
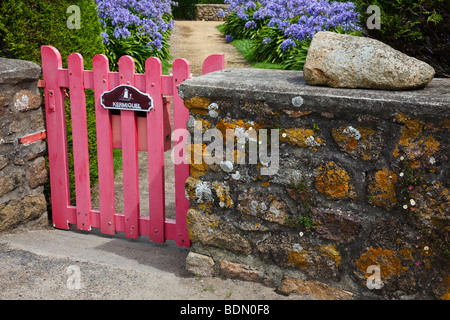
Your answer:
[198,202,213,213]
[393,118,440,160]
[393,113,410,124]
[314,161,356,200]
[261,181,270,187]
[441,275,450,300]
[213,182,233,208]
[288,250,309,269]
[319,244,341,267]
[281,128,324,150]
[194,117,211,132]
[185,177,200,200]
[411,182,449,220]
[356,248,406,279]
[399,248,413,260]
[184,96,211,110]
[283,110,313,118]
[439,119,450,130]
[189,108,208,116]
[367,168,398,210]
[332,126,375,150]
[186,143,209,177]
[215,119,263,137]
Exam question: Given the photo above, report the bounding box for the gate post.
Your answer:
[41,46,71,229]
[172,58,191,248]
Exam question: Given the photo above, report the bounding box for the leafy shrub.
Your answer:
[0,0,104,69]
[0,0,105,212]
[221,0,361,70]
[352,0,449,77]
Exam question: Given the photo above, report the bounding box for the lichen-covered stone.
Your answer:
[280,127,323,150]
[186,143,209,177]
[314,161,356,200]
[366,168,398,211]
[311,207,362,243]
[12,90,41,112]
[28,157,48,189]
[213,181,233,208]
[218,260,261,282]
[186,209,252,255]
[0,194,47,230]
[409,182,449,222]
[332,125,384,161]
[277,276,353,300]
[237,189,289,225]
[356,248,405,280]
[186,252,215,277]
[392,115,446,172]
[256,231,341,280]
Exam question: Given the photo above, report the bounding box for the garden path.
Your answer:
[169,20,250,76]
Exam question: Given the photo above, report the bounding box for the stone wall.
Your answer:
[178,68,450,300]
[196,4,230,21]
[0,58,48,231]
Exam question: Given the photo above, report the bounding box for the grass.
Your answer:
[216,24,285,70]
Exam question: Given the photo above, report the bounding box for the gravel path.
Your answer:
[169,20,250,76]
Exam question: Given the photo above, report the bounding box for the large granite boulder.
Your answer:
[303,31,435,90]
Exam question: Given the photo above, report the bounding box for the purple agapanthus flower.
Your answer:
[224,0,361,44]
[95,0,175,50]
[225,34,234,42]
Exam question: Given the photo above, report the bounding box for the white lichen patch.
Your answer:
[195,181,213,203]
[219,160,233,172]
[231,171,241,180]
[14,94,29,111]
[343,126,361,140]
[305,135,321,147]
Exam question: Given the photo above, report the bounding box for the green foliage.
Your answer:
[0,0,104,69]
[285,214,314,231]
[0,0,105,210]
[352,0,449,77]
[104,31,171,73]
[222,11,262,40]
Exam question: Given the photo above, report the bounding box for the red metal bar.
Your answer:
[19,131,46,144]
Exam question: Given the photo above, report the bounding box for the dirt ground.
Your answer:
[0,21,313,301]
[169,20,251,76]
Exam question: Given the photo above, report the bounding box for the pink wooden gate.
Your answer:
[40,46,224,247]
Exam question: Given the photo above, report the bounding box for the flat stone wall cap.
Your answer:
[0,57,42,85]
[179,68,450,120]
